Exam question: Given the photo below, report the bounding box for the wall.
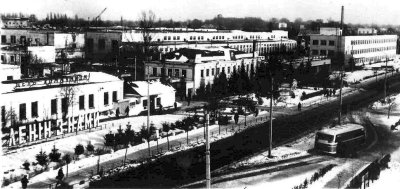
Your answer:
[1,29,54,46]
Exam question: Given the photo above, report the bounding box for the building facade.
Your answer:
[310,28,397,67]
[1,72,123,146]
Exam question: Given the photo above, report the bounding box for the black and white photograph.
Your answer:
[1,0,400,188]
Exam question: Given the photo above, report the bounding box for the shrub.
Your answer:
[86,142,95,154]
[36,149,48,166]
[22,161,30,170]
[49,145,61,162]
[74,144,85,156]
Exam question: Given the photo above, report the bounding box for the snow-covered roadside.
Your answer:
[4,111,269,188]
[2,114,185,186]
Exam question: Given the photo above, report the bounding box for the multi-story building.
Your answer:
[144,46,263,97]
[1,17,29,28]
[310,27,397,67]
[122,29,296,56]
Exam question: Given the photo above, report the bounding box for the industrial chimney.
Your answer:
[340,6,344,30]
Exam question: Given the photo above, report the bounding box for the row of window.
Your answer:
[351,46,396,55]
[200,64,251,78]
[312,50,335,56]
[86,38,119,52]
[1,35,41,45]
[151,67,188,78]
[353,55,396,64]
[163,36,181,41]
[312,40,335,46]
[350,38,397,45]
[4,91,118,121]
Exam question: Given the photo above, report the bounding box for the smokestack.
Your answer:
[340,6,344,30]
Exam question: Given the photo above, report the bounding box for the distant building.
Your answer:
[0,64,21,81]
[278,22,287,29]
[144,46,263,97]
[309,27,397,67]
[85,31,122,63]
[1,17,29,28]
[357,28,377,35]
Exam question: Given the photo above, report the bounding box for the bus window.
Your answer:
[316,133,334,143]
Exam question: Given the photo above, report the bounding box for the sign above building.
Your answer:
[14,73,91,90]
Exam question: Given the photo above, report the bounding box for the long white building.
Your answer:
[1,71,123,146]
[310,27,397,67]
[122,29,297,56]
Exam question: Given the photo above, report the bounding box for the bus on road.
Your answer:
[315,124,366,156]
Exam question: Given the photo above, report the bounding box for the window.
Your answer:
[312,40,318,45]
[79,95,85,110]
[1,35,6,43]
[321,40,327,45]
[164,36,167,40]
[211,68,214,76]
[19,103,26,120]
[112,91,117,102]
[87,38,94,53]
[228,67,231,73]
[51,99,57,115]
[328,50,335,56]
[89,94,94,108]
[168,69,172,76]
[98,39,106,50]
[104,92,109,106]
[182,69,187,78]
[11,35,16,44]
[111,40,118,53]
[20,36,26,45]
[1,55,4,62]
[153,67,157,76]
[7,76,13,80]
[156,98,161,106]
[217,68,220,74]
[328,40,335,46]
[201,70,204,78]
[206,69,209,77]
[175,69,180,77]
[10,56,15,62]
[31,102,38,117]
[320,50,327,55]
[62,98,67,113]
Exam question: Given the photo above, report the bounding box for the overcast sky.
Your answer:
[1,0,399,25]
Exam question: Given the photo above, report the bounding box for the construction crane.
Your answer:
[92,8,107,26]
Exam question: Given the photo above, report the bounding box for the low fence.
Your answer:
[345,154,391,189]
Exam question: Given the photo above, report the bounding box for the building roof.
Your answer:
[1,71,122,94]
[126,81,175,97]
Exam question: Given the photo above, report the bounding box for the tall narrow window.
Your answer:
[31,101,38,117]
[98,39,106,50]
[51,99,57,115]
[112,91,117,102]
[79,95,85,110]
[104,92,109,106]
[19,103,26,120]
[62,98,67,113]
[89,94,94,108]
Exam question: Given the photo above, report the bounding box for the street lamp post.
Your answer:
[268,76,273,158]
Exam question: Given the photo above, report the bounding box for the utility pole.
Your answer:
[147,65,151,157]
[268,76,273,158]
[384,57,388,101]
[205,113,211,189]
[338,68,344,126]
[135,56,137,81]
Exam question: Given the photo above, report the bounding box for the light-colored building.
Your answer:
[1,72,123,146]
[125,81,176,113]
[357,28,377,35]
[310,27,397,67]
[144,47,263,96]
[0,64,21,81]
[122,29,296,56]
[1,18,29,28]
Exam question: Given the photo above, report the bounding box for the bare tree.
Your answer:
[139,10,157,62]
[2,107,18,146]
[60,86,78,122]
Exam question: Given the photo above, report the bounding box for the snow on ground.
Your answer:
[2,114,185,183]
[368,161,400,189]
